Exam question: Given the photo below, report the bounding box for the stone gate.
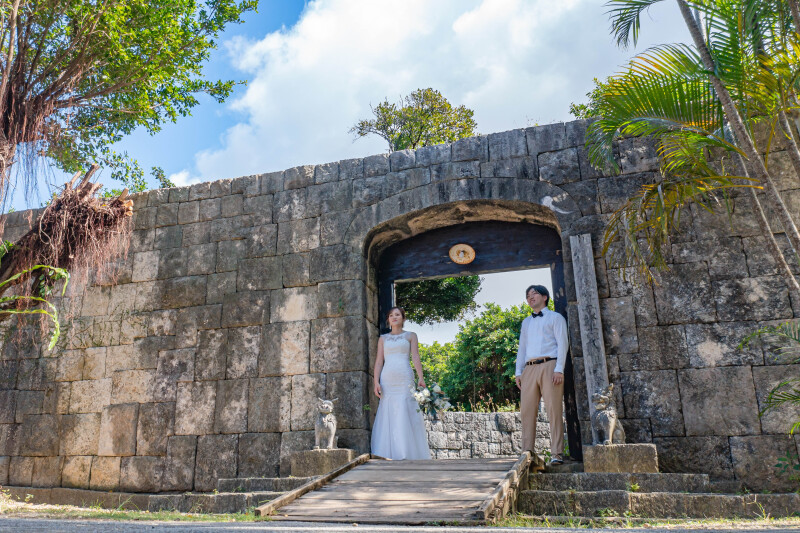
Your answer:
[0,119,798,493]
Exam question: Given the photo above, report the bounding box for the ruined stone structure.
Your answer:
[0,119,798,493]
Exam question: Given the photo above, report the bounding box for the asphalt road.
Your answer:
[2,518,800,533]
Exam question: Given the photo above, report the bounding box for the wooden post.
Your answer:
[569,233,610,444]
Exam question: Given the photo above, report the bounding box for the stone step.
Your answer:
[542,461,583,473]
[528,472,709,493]
[518,490,800,519]
[216,476,317,493]
[149,491,283,514]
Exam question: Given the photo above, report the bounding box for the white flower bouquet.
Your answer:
[411,382,452,418]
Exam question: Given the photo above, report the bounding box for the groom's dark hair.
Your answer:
[526,284,550,307]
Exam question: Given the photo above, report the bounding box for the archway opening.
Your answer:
[375,220,582,460]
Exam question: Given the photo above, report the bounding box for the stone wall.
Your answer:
[425,410,550,459]
[0,119,798,492]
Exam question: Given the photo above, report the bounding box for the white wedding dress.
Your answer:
[370,331,431,460]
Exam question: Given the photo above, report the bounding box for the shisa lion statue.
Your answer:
[314,398,338,450]
[591,384,626,445]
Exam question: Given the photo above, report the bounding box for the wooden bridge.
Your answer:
[255,453,537,525]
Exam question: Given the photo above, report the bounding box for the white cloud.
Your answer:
[177,0,688,182]
[168,170,202,188]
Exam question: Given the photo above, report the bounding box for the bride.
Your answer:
[370,306,431,460]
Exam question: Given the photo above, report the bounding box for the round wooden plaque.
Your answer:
[449,244,476,265]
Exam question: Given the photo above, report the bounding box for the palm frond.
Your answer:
[740,319,800,362]
[606,0,668,48]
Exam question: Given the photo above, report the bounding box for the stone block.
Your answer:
[214,379,248,434]
[221,291,269,328]
[225,326,259,379]
[245,224,278,258]
[281,252,311,287]
[652,263,716,324]
[198,198,221,221]
[162,435,196,492]
[752,365,800,434]
[653,436,733,479]
[156,348,195,385]
[480,156,537,179]
[326,371,369,430]
[15,390,43,423]
[136,402,174,456]
[618,326,689,371]
[279,430,315,476]
[206,272,237,304]
[238,432,281,478]
[618,137,659,173]
[271,286,318,322]
[174,381,216,436]
[308,181,353,215]
[0,456,7,485]
[9,456,33,486]
[619,370,684,436]
[30,456,61,487]
[248,377,291,432]
[689,195,761,239]
[672,237,746,280]
[260,321,310,376]
[195,434,237,492]
[290,449,356,477]
[310,245,364,283]
[685,322,763,368]
[599,297,638,355]
[242,194,274,225]
[274,188,307,222]
[743,234,799,277]
[60,413,100,455]
[277,218,320,254]
[111,369,155,404]
[220,195,243,218]
[337,429,371,455]
[290,373,326,431]
[310,316,367,373]
[562,179,599,215]
[527,122,568,153]
[186,243,217,276]
[89,456,120,491]
[98,403,139,456]
[363,153,390,177]
[713,277,792,322]
[56,351,84,382]
[583,443,658,473]
[0,392,16,424]
[678,367,760,436]
[20,414,59,456]
[154,225,183,249]
[314,161,339,184]
[155,203,178,227]
[161,276,206,309]
[82,348,106,380]
[237,256,282,291]
[538,147,580,185]
[196,329,227,381]
[260,170,284,194]
[132,251,160,283]
[215,240,244,273]
[284,164,314,189]
[488,129,527,160]
[730,435,798,492]
[120,456,164,493]
[61,456,92,489]
[317,280,365,318]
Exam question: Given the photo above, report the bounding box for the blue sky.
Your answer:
[8,0,689,210]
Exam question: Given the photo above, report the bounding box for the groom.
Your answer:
[515,284,568,465]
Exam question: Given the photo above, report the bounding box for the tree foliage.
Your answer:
[569,77,611,119]
[0,0,256,191]
[395,275,481,325]
[350,88,477,151]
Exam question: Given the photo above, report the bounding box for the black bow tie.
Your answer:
[531,311,543,318]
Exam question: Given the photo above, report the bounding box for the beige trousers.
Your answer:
[520,359,564,456]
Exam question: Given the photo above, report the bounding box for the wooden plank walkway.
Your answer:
[261,454,532,525]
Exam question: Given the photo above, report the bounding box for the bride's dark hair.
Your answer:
[386,306,406,327]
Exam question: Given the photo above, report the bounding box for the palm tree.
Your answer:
[591,0,800,298]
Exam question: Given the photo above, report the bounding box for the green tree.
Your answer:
[418,341,456,386]
[569,77,611,119]
[350,88,477,151]
[395,276,481,325]
[590,0,800,298]
[0,0,256,188]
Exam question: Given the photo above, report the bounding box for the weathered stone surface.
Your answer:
[277,218,320,254]
[599,297,638,355]
[162,435,196,492]
[730,435,798,492]
[527,122,568,153]
[248,377,291,432]
[281,253,311,287]
[221,291,270,328]
[9,456,33,486]
[136,402,174,456]
[32,456,63,487]
[237,256,282,291]
[174,382,217,435]
[672,238,746,280]
[15,390,43,423]
[310,316,366,373]
[538,148,580,185]
[61,456,92,489]
[214,379,248,434]
[195,329,227,381]
[56,351,85,382]
[225,326,260,379]
[98,403,138,456]
[317,280,365,318]
[238,432,281,478]
[279,430,315,476]
[598,172,658,213]
[195,434,237,492]
[678,367,760,436]
[119,456,164,493]
[326,371,368,430]
[652,263,716,324]
[619,371,684,437]
[271,286,318,322]
[20,414,59,456]
[618,326,688,371]
[0,391,17,423]
[70,379,112,413]
[685,322,763,368]
[290,448,357,477]
[60,413,100,456]
[314,161,339,184]
[310,244,364,282]
[111,370,154,404]
[260,321,310,376]
[488,129,527,160]
[713,276,792,322]
[206,271,237,304]
[290,373,326,431]
[752,364,800,434]
[0,456,8,485]
[583,443,658,473]
[82,348,106,380]
[161,276,206,309]
[89,456,120,491]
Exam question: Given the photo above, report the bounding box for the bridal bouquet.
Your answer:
[411,382,452,417]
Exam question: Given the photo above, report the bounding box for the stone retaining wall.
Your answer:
[0,119,798,493]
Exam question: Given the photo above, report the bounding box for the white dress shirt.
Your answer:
[515,308,569,376]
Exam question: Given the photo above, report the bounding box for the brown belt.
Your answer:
[526,357,556,366]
